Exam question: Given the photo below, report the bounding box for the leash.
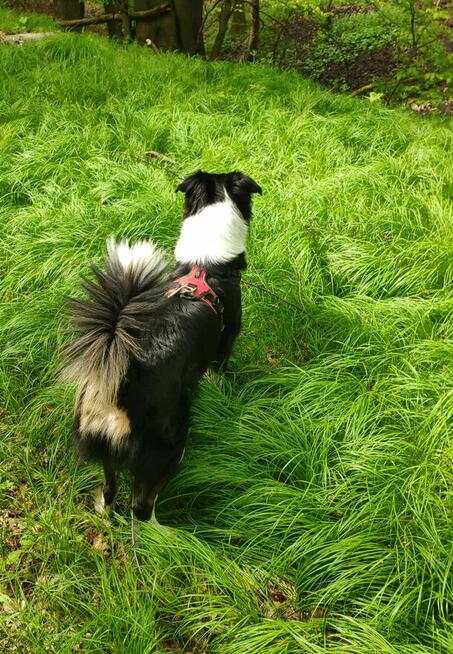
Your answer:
[242,279,306,313]
[167,266,305,318]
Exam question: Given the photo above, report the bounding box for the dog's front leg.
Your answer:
[213,320,241,372]
[102,458,117,507]
[132,476,161,523]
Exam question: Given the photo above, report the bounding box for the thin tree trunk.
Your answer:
[104,1,123,37]
[121,1,132,40]
[230,0,246,36]
[409,0,417,51]
[53,0,85,32]
[211,0,233,59]
[324,0,334,30]
[245,0,259,61]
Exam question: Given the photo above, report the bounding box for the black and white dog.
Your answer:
[63,171,261,521]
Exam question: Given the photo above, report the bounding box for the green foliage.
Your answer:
[295,11,397,86]
[259,1,453,107]
[0,31,452,653]
[263,0,328,21]
[0,6,58,33]
[373,1,453,105]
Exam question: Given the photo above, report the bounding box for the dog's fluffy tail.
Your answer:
[62,238,168,405]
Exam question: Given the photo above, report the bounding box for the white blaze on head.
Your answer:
[174,193,248,265]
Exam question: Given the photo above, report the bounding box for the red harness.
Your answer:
[167,265,223,324]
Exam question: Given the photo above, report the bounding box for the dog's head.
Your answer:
[176,170,262,221]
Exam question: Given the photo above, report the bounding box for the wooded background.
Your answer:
[2,1,452,110]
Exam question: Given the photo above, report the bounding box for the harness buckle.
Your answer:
[166,266,224,325]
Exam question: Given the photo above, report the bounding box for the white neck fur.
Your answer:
[174,195,248,265]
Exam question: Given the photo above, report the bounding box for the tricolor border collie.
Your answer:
[63,171,261,521]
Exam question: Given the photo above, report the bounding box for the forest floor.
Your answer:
[0,22,452,654]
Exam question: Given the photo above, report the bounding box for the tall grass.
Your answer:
[0,31,452,653]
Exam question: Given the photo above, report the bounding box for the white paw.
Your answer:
[93,486,110,515]
[205,368,219,383]
[150,496,161,526]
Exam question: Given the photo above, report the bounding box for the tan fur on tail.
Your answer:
[62,238,168,443]
[78,381,131,447]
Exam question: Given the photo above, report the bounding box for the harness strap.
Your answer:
[167,265,224,325]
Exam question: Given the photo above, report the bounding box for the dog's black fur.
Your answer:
[64,171,261,521]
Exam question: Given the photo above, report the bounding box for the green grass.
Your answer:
[0,6,58,34]
[0,30,452,653]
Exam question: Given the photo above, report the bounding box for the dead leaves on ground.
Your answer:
[265,578,328,623]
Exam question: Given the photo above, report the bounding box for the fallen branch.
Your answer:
[0,32,56,44]
[145,38,160,54]
[350,83,375,97]
[58,4,170,28]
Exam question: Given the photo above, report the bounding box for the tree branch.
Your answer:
[58,4,171,28]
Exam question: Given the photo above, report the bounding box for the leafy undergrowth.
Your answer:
[231,2,453,111]
[0,5,58,34]
[0,33,452,653]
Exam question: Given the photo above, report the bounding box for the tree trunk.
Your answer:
[121,1,132,41]
[104,1,123,38]
[135,0,177,49]
[245,0,259,61]
[53,0,85,31]
[211,0,233,59]
[173,0,204,55]
[135,0,203,54]
[230,0,246,36]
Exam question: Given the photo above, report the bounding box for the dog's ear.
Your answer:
[235,173,262,195]
[175,171,202,194]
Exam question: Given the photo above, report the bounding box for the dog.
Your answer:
[62,171,261,521]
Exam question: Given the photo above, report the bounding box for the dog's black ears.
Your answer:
[234,173,262,195]
[175,171,202,194]
[175,171,262,196]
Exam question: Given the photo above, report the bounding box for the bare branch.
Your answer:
[58,4,170,28]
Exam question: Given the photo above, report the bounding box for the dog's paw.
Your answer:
[205,368,220,383]
[150,503,161,526]
[93,486,112,516]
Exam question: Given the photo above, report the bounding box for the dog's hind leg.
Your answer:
[94,458,117,514]
[103,458,117,508]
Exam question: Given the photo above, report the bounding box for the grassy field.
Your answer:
[0,29,452,653]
